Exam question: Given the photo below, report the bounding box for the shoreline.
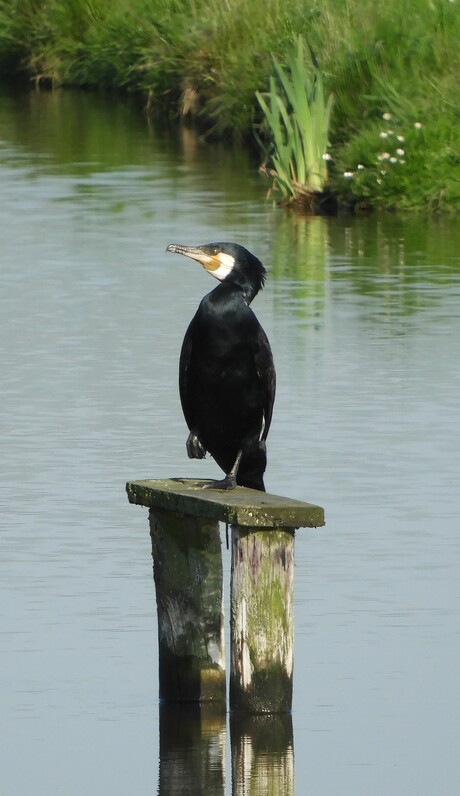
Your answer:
[1,0,459,212]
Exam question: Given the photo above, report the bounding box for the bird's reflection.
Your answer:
[158,704,294,795]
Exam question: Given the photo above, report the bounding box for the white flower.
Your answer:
[382,112,392,121]
[390,157,397,163]
[377,178,383,184]
[397,135,405,142]
[377,152,391,161]
[414,121,423,129]
[322,153,332,161]
[396,148,405,157]
[343,171,354,178]
[379,131,388,139]
[357,164,365,170]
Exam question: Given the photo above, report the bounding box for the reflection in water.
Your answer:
[269,210,460,323]
[326,214,460,321]
[230,713,294,796]
[159,704,226,796]
[270,215,329,323]
[271,213,330,282]
[158,706,294,796]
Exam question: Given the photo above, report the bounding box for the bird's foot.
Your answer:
[186,431,206,460]
[200,450,242,490]
[201,475,237,491]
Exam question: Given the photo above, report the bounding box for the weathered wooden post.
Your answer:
[149,506,225,702]
[230,525,294,712]
[126,478,324,712]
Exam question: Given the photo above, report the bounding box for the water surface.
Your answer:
[1,88,460,795]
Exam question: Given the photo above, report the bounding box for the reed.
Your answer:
[256,37,333,205]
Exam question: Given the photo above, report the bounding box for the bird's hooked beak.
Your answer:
[166,243,235,280]
[167,243,215,269]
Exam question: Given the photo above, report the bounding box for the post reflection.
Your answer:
[158,705,294,795]
[230,713,294,796]
[158,703,226,796]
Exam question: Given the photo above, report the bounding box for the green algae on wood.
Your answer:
[230,526,295,712]
[149,507,225,703]
[126,478,324,529]
[127,477,325,712]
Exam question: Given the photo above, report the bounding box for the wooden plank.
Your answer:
[126,478,324,529]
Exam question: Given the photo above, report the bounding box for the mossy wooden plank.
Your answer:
[126,478,324,529]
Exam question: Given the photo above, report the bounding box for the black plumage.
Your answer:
[166,242,276,491]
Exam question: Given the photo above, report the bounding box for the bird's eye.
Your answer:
[211,247,220,255]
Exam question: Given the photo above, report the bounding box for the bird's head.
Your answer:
[166,242,266,301]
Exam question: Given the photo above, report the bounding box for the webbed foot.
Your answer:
[201,475,237,491]
[186,431,206,459]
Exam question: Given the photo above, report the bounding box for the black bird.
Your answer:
[166,242,276,491]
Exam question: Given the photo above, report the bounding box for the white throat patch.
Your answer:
[207,252,235,281]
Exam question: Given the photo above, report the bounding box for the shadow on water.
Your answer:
[158,704,293,796]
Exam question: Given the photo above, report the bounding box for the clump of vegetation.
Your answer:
[332,109,460,213]
[255,37,333,210]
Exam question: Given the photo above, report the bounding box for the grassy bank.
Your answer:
[1,0,459,211]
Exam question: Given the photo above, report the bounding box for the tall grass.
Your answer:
[0,0,459,209]
[256,37,333,204]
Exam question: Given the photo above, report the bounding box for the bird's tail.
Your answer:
[237,473,266,491]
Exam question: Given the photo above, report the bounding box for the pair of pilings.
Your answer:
[126,478,324,713]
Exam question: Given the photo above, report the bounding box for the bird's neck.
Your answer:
[212,279,259,306]
[223,275,261,304]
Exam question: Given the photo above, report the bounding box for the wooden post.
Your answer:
[149,507,225,702]
[126,478,324,712]
[230,525,294,712]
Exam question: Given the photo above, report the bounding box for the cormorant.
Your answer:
[166,242,276,491]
